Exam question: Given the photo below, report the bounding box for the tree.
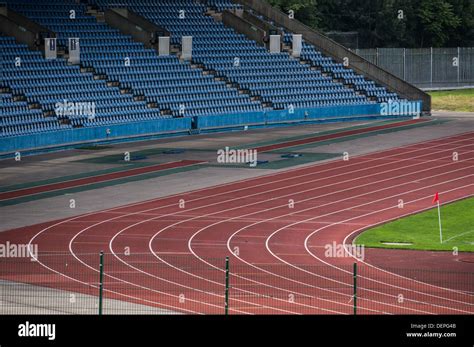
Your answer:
[268,0,320,28]
[445,0,474,46]
[416,0,461,47]
[265,0,471,48]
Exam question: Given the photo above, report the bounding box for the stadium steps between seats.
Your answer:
[277,41,374,102]
[82,3,263,116]
[1,30,164,137]
[187,58,274,109]
[94,0,375,110]
[239,5,403,103]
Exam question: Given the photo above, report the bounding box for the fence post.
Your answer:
[225,256,230,315]
[430,47,433,87]
[457,47,460,85]
[353,262,357,315]
[99,251,104,315]
[403,48,406,81]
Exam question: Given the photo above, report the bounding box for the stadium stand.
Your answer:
[0,0,423,152]
[94,0,373,110]
[1,32,164,135]
[4,0,263,120]
[242,9,401,103]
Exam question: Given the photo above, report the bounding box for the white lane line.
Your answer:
[107,140,474,313]
[300,186,474,312]
[68,222,254,315]
[220,173,474,316]
[180,156,474,313]
[442,229,474,244]
[157,151,474,314]
[340,197,474,293]
[27,132,474,315]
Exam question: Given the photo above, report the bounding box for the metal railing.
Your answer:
[234,0,431,111]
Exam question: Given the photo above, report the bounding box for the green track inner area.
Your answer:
[355,197,474,252]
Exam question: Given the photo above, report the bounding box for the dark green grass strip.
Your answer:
[75,148,210,165]
[269,119,446,153]
[0,164,202,207]
[239,119,411,150]
[203,153,341,170]
[0,164,141,193]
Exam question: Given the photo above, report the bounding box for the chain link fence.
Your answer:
[355,47,474,90]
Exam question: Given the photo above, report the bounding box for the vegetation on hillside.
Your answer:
[267,0,474,48]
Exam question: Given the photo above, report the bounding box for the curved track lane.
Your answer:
[1,131,473,314]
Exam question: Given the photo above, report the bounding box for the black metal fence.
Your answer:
[0,252,472,315]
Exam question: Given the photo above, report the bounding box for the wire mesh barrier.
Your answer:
[357,266,474,315]
[0,252,472,315]
[228,262,355,315]
[356,47,474,89]
[0,253,102,314]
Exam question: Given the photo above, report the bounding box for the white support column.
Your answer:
[68,38,80,64]
[181,36,192,61]
[44,38,57,59]
[292,34,302,58]
[158,36,170,56]
[269,35,281,53]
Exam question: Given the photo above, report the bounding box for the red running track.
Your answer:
[0,131,473,315]
[0,118,424,203]
[253,118,426,152]
[0,160,204,201]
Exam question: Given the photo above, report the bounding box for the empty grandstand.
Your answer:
[0,0,427,153]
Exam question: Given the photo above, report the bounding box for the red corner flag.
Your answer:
[433,192,443,243]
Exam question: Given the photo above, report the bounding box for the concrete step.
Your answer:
[28,103,41,110]
[106,81,120,87]
[189,128,201,135]
[12,95,27,102]
[43,110,56,117]
[147,102,159,108]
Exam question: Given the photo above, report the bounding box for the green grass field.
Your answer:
[355,197,474,252]
[429,88,474,112]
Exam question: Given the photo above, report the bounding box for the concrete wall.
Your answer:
[0,7,54,51]
[241,10,282,36]
[222,10,266,46]
[223,9,283,47]
[197,103,383,129]
[0,118,192,154]
[104,8,169,50]
[1,101,424,153]
[235,0,431,112]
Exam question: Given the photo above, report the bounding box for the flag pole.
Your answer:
[437,200,443,243]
